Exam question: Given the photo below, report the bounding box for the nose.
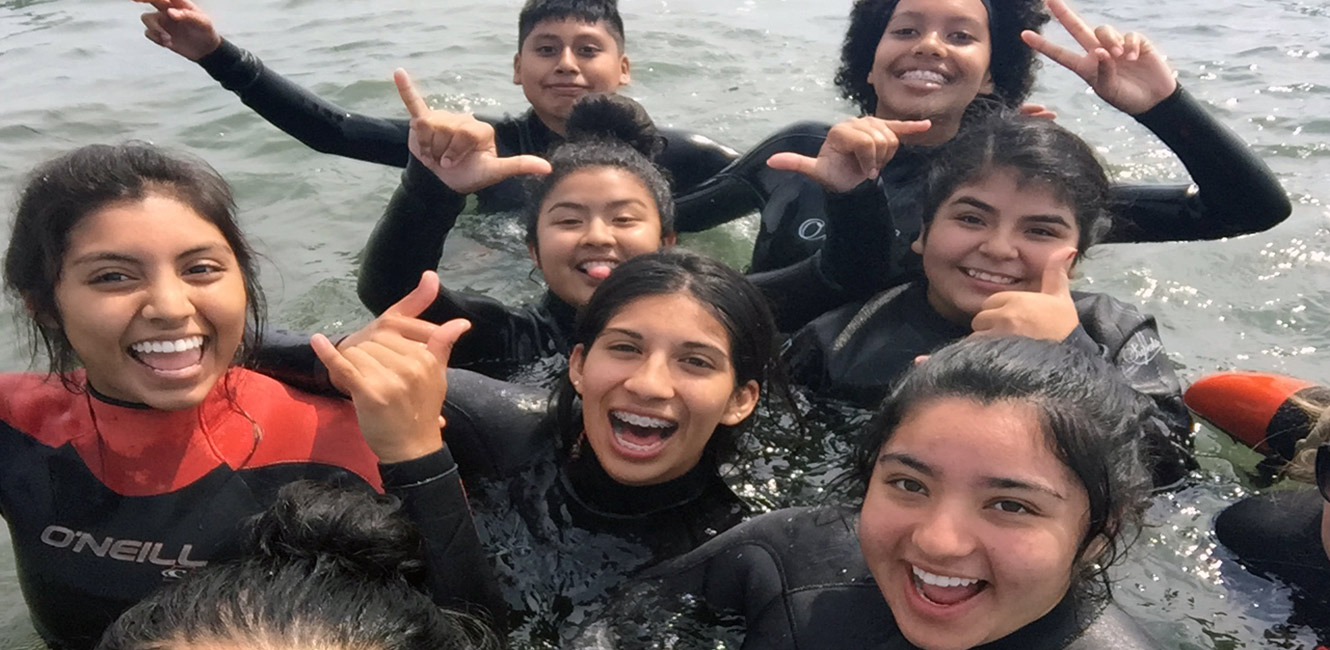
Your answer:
[581,217,615,248]
[623,353,675,401]
[555,46,580,73]
[911,503,977,560]
[912,30,946,57]
[141,276,196,324]
[978,230,1019,260]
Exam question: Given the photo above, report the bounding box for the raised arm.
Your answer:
[135,0,411,166]
[1023,0,1290,242]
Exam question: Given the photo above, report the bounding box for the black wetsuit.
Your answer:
[678,86,1291,276]
[783,281,1193,487]
[1215,488,1330,641]
[576,506,1158,650]
[196,39,737,222]
[0,369,500,650]
[438,369,749,638]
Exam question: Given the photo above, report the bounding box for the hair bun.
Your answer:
[565,93,665,160]
[245,481,424,585]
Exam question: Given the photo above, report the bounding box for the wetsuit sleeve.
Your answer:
[1107,85,1291,242]
[196,39,410,166]
[1072,295,1195,487]
[379,446,507,627]
[655,126,738,194]
[439,368,552,479]
[357,156,467,316]
[670,122,830,233]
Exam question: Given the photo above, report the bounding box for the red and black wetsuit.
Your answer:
[0,368,499,649]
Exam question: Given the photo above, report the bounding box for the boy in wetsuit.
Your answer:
[134,0,737,218]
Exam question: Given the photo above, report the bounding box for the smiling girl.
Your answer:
[784,111,1193,488]
[355,88,675,383]
[576,336,1157,650]
[421,249,774,640]
[686,0,1287,311]
[0,143,498,649]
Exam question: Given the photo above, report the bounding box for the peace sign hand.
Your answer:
[395,68,552,193]
[1021,0,1177,115]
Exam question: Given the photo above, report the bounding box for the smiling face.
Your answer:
[859,397,1090,650]
[513,18,631,133]
[912,167,1079,325]
[52,194,248,410]
[568,292,760,486]
[866,0,993,142]
[530,166,672,307]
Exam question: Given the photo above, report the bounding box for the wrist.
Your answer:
[369,433,444,464]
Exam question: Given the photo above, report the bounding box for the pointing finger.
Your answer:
[394,68,430,119]
[1021,30,1086,73]
[1045,0,1102,54]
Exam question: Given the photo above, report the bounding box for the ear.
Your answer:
[513,52,523,85]
[619,54,631,86]
[661,232,677,247]
[720,380,760,426]
[23,294,58,329]
[980,70,995,96]
[527,241,542,268]
[568,343,587,394]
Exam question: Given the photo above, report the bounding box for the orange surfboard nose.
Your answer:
[1186,371,1324,458]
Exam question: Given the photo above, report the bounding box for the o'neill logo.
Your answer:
[40,525,208,574]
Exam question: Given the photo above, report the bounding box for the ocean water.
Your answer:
[2,0,1329,647]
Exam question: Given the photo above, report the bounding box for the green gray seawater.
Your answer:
[2,0,1330,647]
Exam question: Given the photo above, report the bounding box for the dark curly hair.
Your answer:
[834,0,1051,116]
[852,336,1153,603]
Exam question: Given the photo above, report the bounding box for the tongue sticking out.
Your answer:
[584,263,613,280]
[135,347,205,372]
[918,580,984,606]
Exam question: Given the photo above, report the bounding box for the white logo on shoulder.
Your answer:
[798,218,826,241]
[1120,333,1164,367]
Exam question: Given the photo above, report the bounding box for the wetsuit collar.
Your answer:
[560,446,724,519]
[978,593,1103,650]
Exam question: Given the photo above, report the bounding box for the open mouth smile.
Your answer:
[608,410,679,459]
[128,335,207,376]
[963,267,1020,286]
[911,565,988,607]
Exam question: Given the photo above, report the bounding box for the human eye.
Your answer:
[534,44,557,56]
[952,211,985,227]
[680,355,718,370]
[988,499,1036,515]
[578,44,603,56]
[890,27,919,38]
[888,477,927,495]
[88,270,132,285]
[949,30,978,43]
[603,340,641,356]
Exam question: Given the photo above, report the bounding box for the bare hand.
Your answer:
[970,247,1080,341]
[1019,103,1058,121]
[1021,0,1177,115]
[766,117,931,193]
[135,0,221,61]
[312,271,472,464]
[396,68,552,193]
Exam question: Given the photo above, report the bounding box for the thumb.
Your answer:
[766,152,818,176]
[426,319,472,366]
[384,270,441,318]
[496,154,553,178]
[1041,247,1077,296]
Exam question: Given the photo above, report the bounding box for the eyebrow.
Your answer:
[68,245,228,267]
[547,199,649,213]
[891,11,986,29]
[950,196,1073,228]
[878,452,1067,500]
[600,327,730,357]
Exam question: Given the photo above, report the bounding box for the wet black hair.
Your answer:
[552,250,777,468]
[519,0,625,50]
[918,110,1112,256]
[523,93,675,249]
[96,481,498,650]
[834,0,1050,116]
[3,143,265,381]
[853,336,1152,602]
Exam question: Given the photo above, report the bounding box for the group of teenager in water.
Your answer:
[0,0,1312,647]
